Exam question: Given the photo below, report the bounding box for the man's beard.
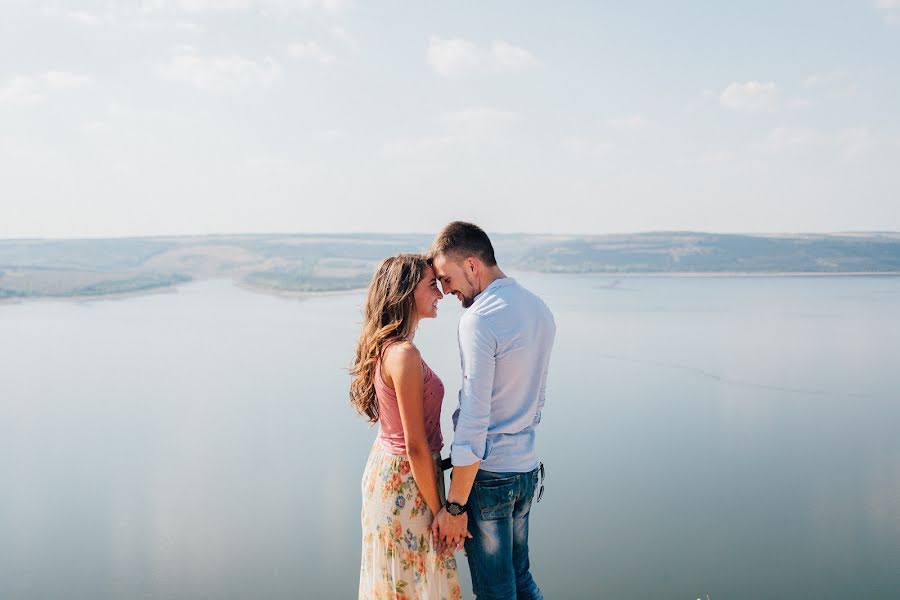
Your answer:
[460,274,479,308]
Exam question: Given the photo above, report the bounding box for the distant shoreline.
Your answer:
[0,281,187,306]
[578,271,900,277]
[234,280,369,299]
[2,271,899,306]
[4,232,899,303]
[0,279,367,306]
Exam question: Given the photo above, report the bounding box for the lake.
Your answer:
[1,273,899,599]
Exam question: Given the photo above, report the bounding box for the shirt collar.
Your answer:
[474,276,515,302]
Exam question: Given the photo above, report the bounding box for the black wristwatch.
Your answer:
[445,501,466,516]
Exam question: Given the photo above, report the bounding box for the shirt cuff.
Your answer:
[450,443,482,467]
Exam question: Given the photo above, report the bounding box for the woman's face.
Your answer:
[413,265,444,320]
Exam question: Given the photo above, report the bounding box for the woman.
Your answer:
[351,254,463,600]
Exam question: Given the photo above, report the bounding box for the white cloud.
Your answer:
[803,71,847,88]
[81,121,113,134]
[0,76,44,105]
[156,50,282,92]
[108,102,137,119]
[329,26,358,51]
[381,108,520,158]
[380,135,457,159]
[685,89,717,112]
[767,127,823,150]
[800,71,861,102]
[440,108,520,126]
[490,41,541,70]
[142,0,248,12]
[838,127,875,159]
[427,37,481,76]
[427,36,540,77]
[606,114,650,130]
[175,21,204,33]
[42,70,92,88]
[785,98,812,110]
[694,150,735,166]
[287,41,336,64]
[0,71,91,105]
[874,0,900,24]
[140,0,347,14]
[765,126,876,160]
[241,155,295,175]
[41,4,212,32]
[720,81,779,112]
[561,136,616,160]
[65,10,118,26]
[312,129,347,142]
[141,0,248,13]
[439,108,520,137]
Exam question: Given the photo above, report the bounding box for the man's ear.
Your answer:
[465,257,478,274]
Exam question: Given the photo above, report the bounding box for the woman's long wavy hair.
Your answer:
[350,253,429,423]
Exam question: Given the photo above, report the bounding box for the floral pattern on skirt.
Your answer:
[359,441,462,600]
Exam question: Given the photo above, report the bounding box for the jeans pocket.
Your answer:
[475,476,517,520]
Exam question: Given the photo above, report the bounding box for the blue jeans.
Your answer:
[464,468,543,600]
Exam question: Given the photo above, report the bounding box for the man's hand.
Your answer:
[431,507,472,554]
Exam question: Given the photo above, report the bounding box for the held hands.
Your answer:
[431,507,472,555]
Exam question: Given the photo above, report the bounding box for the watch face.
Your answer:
[447,502,465,516]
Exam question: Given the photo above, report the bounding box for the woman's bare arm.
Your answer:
[383,342,443,516]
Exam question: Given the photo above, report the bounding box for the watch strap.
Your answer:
[445,501,466,515]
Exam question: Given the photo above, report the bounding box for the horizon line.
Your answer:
[2,230,900,242]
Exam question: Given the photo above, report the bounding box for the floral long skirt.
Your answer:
[359,441,462,600]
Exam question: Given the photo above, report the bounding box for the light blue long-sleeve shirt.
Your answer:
[450,277,556,473]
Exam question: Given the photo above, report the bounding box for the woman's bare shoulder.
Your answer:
[383,340,421,366]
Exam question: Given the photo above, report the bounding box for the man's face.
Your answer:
[432,254,479,308]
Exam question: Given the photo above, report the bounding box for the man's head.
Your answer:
[429,221,498,308]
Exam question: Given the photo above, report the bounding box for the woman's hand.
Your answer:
[431,507,472,555]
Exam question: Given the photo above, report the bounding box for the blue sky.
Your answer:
[1,0,898,237]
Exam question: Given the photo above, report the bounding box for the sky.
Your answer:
[1,0,899,238]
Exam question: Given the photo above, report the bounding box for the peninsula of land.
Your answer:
[2,232,899,301]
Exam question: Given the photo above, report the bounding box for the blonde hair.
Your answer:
[350,253,429,422]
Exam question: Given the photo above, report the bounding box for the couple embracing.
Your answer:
[350,222,556,600]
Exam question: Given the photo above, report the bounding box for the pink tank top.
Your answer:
[374,346,445,454]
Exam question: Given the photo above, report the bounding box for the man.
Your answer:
[430,222,555,600]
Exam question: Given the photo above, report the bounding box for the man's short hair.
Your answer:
[430,221,497,267]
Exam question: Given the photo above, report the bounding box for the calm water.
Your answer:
[1,274,899,599]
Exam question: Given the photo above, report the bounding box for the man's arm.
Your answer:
[533,353,550,426]
[447,461,479,505]
[432,460,479,552]
[433,313,496,550]
[449,313,496,468]
[534,310,555,426]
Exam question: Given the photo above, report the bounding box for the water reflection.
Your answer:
[1,275,898,599]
